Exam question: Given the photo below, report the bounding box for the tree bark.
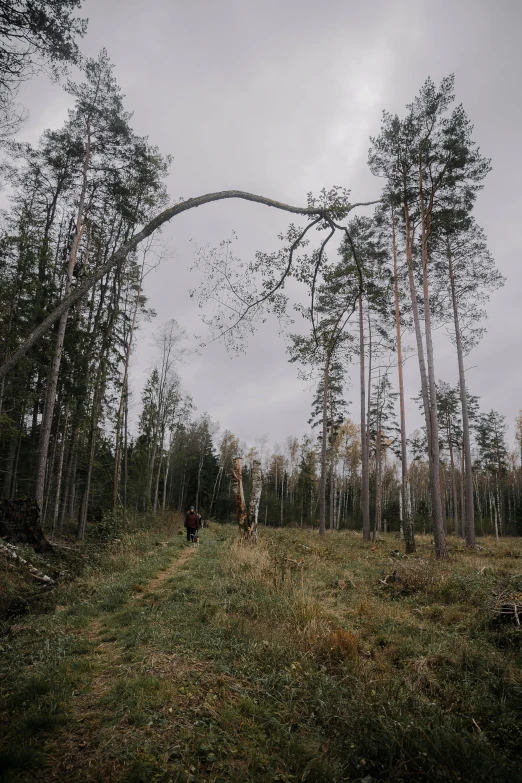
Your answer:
[359,296,370,540]
[374,414,382,541]
[446,412,459,536]
[195,431,206,513]
[113,265,144,509]
[447,237,475,547]
[209,466,222,518]
[418,162,447,558]
[247,460,263,541]
[403,193,445,555]
[231,457,248,537]
[319,353,331,536]
[51,406,69,537]
[59,423,79,533]
[391,208,415,553]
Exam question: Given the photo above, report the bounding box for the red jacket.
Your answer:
[184,511,201,530]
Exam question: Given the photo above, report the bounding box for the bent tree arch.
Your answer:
[0,189,377,380]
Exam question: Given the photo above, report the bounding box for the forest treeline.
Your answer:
[0,4,521,554]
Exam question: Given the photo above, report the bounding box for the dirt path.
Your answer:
[140,543,196,594]
[43,544,199,780]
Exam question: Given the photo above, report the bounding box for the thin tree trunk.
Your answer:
[35,124,92,509]
[374,420,382,540]
[2,430,17,499]
[491,491,499,541]
[195,433,206,513]
[447,414,459,536]
[51,407,69,537]
[247,460,262,541]
[231,457,248,537]
[280,470,284,526]
[113,264,144,508]
[123,390,128,514]
[359,297,370,540]
[447,236,475,547]
[319,354,330,537]
[42,412,61,529]
[60,424,79,532]
[153,426,165,513]
[68,444,78,522]
[391,206,415,552]
[418,164,446,558]
[177,464,186,513]
[162,448,170,511]
[460,444,466,539]
[329,394,335,531]
[77,421,97,541]
[209,466,223,518]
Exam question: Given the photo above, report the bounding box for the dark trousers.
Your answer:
[186,528,198,542]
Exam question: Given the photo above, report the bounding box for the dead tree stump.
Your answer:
[231,457,262,541]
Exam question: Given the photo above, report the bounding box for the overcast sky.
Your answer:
[16,0,522,450]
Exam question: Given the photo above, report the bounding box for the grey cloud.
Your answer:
[16,0,522,446]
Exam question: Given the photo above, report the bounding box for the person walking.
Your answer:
[184,505,201,543]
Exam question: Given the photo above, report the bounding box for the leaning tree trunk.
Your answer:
[447,237,475,547]
[391,209,415,553]
[358,296,370,541]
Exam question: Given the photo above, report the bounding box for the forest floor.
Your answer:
[1,521,522,783]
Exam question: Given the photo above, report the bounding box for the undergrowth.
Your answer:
[1,524,521,782]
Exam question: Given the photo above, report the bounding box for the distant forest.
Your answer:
[0,3,520,556]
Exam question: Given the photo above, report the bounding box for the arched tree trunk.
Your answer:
[0,190,377,382]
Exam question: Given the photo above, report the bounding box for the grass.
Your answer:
[1,523,521,782]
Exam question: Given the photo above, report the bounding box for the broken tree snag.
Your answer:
[247,460,262,542]
[231,457,248,538]
[0,499,53,553]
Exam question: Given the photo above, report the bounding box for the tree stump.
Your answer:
[0,498,52,552]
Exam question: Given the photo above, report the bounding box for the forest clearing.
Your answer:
[1,2,522,781]
[1,517,521,782]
